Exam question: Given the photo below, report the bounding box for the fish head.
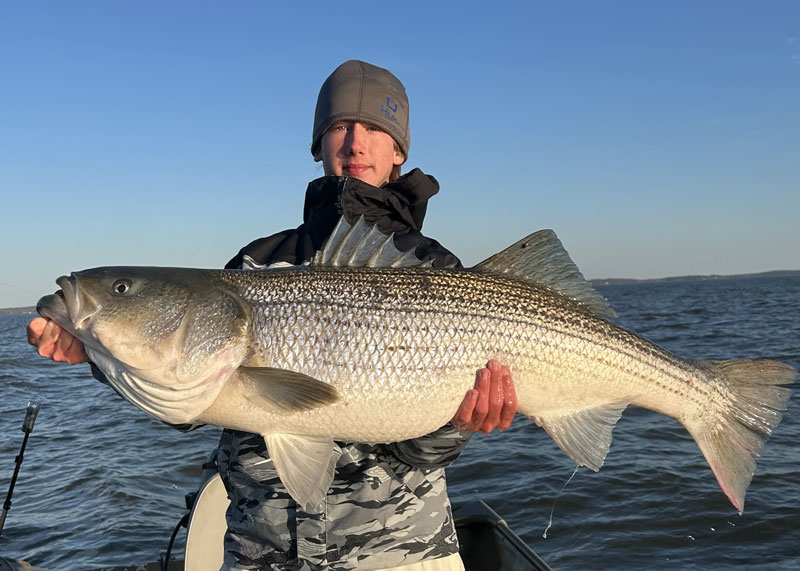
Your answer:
[37,267,250,423]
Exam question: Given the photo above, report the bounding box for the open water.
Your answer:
[1,275,799,570]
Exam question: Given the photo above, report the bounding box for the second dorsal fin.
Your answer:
[473,229,617,318]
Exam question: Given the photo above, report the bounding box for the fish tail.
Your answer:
[686,359,796,513]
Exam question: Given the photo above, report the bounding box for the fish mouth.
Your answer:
[36,288,69,328]
[36,274,99,332]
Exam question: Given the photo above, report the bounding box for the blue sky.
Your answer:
[1,1,798,308]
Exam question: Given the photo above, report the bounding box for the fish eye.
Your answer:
[112,279,132,295]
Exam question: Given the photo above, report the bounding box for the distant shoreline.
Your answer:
[0,306,37,315]
[2,270,798,313]
[589,269,800,286]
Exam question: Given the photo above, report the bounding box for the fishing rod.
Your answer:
[0,401,40,536]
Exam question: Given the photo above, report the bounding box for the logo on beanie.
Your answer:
[381,96,399,123]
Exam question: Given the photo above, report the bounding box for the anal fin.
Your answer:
[538,401,629,471]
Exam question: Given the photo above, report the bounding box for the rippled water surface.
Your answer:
[1,276,799,569]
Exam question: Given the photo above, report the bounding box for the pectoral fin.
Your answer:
[263,433,341,511]
[239,367,338,411]
[538,401,629,471]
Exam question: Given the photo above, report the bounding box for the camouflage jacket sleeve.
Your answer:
[385,423,473,470]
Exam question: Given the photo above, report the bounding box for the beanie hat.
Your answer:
[311,60,410,158]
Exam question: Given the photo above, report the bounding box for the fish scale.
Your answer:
[37,217,795,511]
[221,268,729,440]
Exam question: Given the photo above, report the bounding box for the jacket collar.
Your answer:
[302,168,440,242]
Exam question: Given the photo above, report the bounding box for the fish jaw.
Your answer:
[36,291,68,327]
[57,274,99,330]
[36,273,99,337]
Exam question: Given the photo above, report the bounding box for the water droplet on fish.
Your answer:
[687,535,695,541]
[710,527,716,531]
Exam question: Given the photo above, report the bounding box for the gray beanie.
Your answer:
[311,60,410,158]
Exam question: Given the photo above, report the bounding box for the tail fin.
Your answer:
[686,359,795,514]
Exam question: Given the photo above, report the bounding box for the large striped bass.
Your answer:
[36,217,795,512]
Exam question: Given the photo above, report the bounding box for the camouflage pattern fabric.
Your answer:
[217,426,471,570]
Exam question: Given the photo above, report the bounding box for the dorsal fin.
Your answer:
[473,229,617,318]
[312,216,432,268]
[241,255,268,270]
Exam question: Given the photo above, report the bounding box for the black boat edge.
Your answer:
[452,500,551,571]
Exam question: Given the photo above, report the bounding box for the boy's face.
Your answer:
[316,121,405,187]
